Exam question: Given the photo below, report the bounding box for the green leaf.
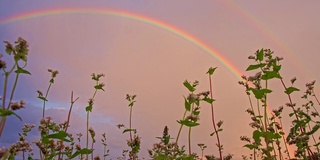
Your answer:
[184,97,191,111]
[177,120,199,127]
[243,144,256,150]
[246,63,266,71]
[122,128,136,134]
[261,89,272,94]
[15,67,31,75]
[250,88,272,99]
[307,124,320,135]
[206,67,217,75]
[85,105,93,112]
[38,96,48,101]
[47,131,71,142]
[285,87,300,95]
[94,84,105,91]
[0,109,22,121]
[193,111,200,116]
[183,80,195,92]
[252,130,262,143]
[5,48,12,54]
[257,49,264,61]
[273,65,282,72]
[154,155,168,160]
[50,78,54,83]
[70,148,93,159]
[203,97,215,104]
[261,71,282,80]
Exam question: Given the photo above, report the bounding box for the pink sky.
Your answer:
[1,1,320,159]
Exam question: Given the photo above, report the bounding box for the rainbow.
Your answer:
[221,1,308,78]
[0,7,295,157]
[0,7,243,80]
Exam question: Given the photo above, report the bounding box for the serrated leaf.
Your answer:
[177,120,199,127]
[257,49,264,61]
[183,80,195,92]
[285,87,300,95]
[15,67,31,75]
[0,109,22,121]
[206,67,217,75]
[246,63,266,71]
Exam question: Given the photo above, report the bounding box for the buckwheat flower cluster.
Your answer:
[89,127,96,143]
[127,135,141,159]
[0,54,6,69]
[10,100,26,111]
[22,123,35,136]
[48,69,59,78]
[8,135,33,156]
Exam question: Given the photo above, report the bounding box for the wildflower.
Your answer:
[22,123,35,134]
[187,93,199,102]
[246,108,254,116]
[186,114,199,121]
[89,127,96,142]
[10,100,26,110]
[117,124,124,129]
[275,56,283,61]
[75,144,81,150]
[248,55,255,59]
[94,155,101,160]
[0,59,6,69]
[48,69,59,78]
[216,120,223,128]
[290,77,297,84]
[240,136,251,143]
[88,98,94,106]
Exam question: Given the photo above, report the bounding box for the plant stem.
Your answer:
[42,82,52,118]
[0,63,18,139]
[86,88,98,160]
[0,73,9,139]
[188,127,191,155]
[129,106,133,141]
[263,81,272,159]
[208,74,222,160]
[175,109,187,144]
[280,78,316,159]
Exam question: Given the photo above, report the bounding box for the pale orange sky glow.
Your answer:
[1,1,320,159]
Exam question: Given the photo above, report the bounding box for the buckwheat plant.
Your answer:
[148,126,191,159]
[1,123,34,159]
[207,67,224,160]
[118,94,140,160]
[175,79,214,156]
[0,37,30,139]
[240,49,320,160]
[101,133,110,160]
[85,73,105,159]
